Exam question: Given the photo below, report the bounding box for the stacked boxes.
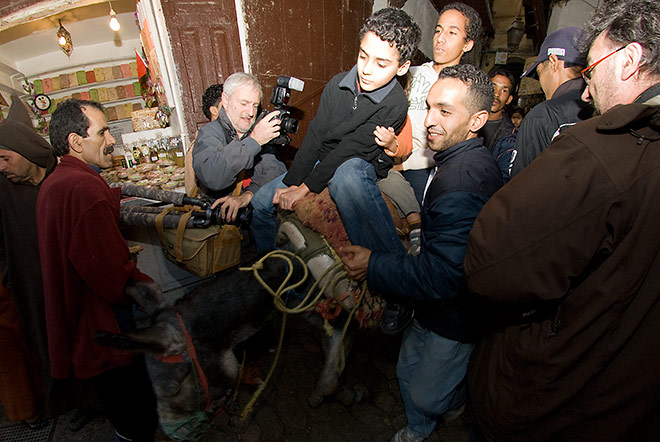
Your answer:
[30,61,143,119]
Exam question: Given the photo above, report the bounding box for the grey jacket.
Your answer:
[192,108,286,199]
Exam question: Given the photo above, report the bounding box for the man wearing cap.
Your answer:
[509,27,592,177]
[0,95,56,426]
[464,0,660,440]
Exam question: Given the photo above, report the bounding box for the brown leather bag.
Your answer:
[155,180,243,277]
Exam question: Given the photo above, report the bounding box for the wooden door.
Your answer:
[243,0,374,161]
[159,0,243,139]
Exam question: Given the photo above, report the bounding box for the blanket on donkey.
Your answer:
[293,188,409,252]
[291,189,408,328]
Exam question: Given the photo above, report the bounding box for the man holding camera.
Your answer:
[193,72,286,222]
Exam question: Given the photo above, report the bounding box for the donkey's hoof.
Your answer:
[308,391,325,408]
[334,384,369,407]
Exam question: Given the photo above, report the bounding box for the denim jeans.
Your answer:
[397,320,474,439]
[250,172,287,253]
[251,158,404,254]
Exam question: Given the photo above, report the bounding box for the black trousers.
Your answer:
[92,357,158,442]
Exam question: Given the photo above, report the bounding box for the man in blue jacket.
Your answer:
[340,64,502,442]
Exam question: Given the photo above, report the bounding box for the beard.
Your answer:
[428,128,469,152]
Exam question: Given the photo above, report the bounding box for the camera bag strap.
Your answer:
[155,206,194,262]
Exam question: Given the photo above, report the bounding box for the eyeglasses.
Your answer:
[581,46,626,82]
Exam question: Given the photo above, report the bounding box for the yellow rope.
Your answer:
[239,313,287,420]
[237,248,368,418]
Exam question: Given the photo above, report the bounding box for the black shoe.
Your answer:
[23,417,49,431]
[380,301,413,335]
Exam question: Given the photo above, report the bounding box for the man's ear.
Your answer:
[547,54,561,72]
[469,109,489,133]
[209,105,220,120]
[397,60,411,77]
[220,91,229,108]
[621,42,645,81]
[506,94,514,105]
[463,40,474,53]
[67,132,82,153]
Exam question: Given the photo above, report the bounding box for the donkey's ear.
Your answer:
[125,279,164,316]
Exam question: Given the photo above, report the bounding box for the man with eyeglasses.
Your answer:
[463,1,660,441]
[509,27,592,177]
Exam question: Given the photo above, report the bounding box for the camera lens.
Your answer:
[281,116,298,134]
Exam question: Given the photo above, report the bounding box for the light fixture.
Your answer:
[108,1,121,31]
[507,15,525,51]
[56,20,73,56]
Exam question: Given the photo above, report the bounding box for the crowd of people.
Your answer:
[2,0,660,441]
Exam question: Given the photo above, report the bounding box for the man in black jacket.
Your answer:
[341,64,502,442]
[0,95,57,427]
[510,27,592,177]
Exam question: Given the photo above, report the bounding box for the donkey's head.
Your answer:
[97,281,221,441]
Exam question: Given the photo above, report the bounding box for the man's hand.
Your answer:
[374,125,398,155]
[339,245,372,281]
[210,191,253,222]
[272,184,310,211]
[250,110,281,146]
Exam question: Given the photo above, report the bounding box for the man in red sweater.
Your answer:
[37,99,157,442]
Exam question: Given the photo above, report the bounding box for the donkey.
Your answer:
[97,253,308,441]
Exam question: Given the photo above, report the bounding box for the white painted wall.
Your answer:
[401,0,438,59]
[14,38,141,78]
[547,0,603,34]
[372,0,437,60]
[0,9,141,95]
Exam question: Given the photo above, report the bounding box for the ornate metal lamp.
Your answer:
[57,20,73,56]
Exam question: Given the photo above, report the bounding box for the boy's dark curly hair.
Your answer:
[438,64,494,115]
[202,84,224,121]
[440,2,482,44]
[359,8,421,66]
[49,99,104,157]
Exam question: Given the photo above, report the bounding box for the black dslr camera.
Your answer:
[266,75,305,145]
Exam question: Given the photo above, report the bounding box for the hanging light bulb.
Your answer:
[108,1,121,31]
[56,20,73,56]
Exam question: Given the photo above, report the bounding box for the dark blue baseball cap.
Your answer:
[521,27,586,79]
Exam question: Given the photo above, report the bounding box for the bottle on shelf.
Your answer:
[139,142,152,163]
[132,144,143,166]
[149,141,159,163]
[168,136,185,167]
[123,146,136,168]
[157,138,168,162]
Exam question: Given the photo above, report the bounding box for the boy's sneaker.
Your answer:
[380,301,413,335]
[391,427,425,442]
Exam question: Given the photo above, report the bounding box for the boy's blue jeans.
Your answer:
[251,158,405,254]
[397,320,473,439]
